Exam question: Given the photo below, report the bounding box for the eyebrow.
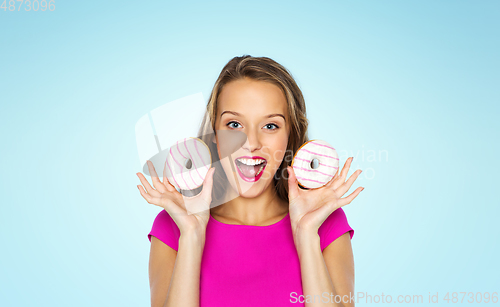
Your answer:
[220,111,286,121]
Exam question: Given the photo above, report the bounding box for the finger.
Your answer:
[325,168,339,188]
[147,160,167,193]
[136,172,161,197]
[337,187,364,207]
[340,157,353,181]
[162,160,177,192]
[335,169,362,197]
[200,167,215,200]
[137,184,160,207]
[138,184,185,216]
[184,167,214,215]
[287,166,300,201]
[332,167,340,180]
[332,157,353,190]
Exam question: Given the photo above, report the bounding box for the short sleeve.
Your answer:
[318,207,354,252]
[148,209,181,251]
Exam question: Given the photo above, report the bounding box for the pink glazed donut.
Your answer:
[165,137,212,190]
[291,139,339,189]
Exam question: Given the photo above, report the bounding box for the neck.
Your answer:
[211,181,288,225]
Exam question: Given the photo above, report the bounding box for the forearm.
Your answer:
[164,232,205,307]
[296,231,342,307]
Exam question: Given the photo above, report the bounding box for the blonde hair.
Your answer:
[195,55,309,204]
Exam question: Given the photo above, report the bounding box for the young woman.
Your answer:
[136,55,364,307]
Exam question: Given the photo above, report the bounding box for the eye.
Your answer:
[264,123,279,130]
[227,121,242,129]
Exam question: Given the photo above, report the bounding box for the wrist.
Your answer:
[179,229,206,248]
[293,229,320,256]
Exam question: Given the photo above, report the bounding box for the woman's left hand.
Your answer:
[287,157,364,239]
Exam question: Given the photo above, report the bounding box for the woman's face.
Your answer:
[214,78,290,198]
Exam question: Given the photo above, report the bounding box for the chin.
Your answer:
[225,168,276,197]
[237,189,263,199]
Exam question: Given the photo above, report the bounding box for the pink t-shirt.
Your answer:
[148,208,354,306]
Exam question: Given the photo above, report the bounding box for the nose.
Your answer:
[241,129,262,153]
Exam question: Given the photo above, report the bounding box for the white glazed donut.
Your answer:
[165,137,212,190]
[291,139,339,189]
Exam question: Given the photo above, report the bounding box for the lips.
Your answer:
[234,156,267,182]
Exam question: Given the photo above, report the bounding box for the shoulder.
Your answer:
[318,207,354,252]
[147,209,181,251]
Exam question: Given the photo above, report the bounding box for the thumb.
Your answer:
[201,167,215,199]
[287,166,299,200]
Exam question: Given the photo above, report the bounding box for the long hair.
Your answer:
[194,55,309,205]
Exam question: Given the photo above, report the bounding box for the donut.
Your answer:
[291,139,339,189]
[165,137,212,190]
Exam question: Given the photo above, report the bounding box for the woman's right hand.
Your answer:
[136,160,215,238]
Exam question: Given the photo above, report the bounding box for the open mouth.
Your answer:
[234,156,267,182]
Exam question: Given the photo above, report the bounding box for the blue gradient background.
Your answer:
[1,1,498,306]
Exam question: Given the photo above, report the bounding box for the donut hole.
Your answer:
[184,158,193,170]
[310,158,319,170]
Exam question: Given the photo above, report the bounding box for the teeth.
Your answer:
[236,163,265,177]
[256,164,264,175]
[237,158,265,166]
